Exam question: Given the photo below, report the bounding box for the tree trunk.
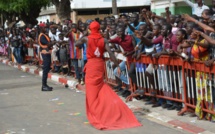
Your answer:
[112,0,118,16]
[52,0,71,23]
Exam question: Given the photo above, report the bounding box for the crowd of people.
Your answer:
[0,0,215,122]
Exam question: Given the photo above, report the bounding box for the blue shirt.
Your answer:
[127,22,146,35]
[127,22,145,44]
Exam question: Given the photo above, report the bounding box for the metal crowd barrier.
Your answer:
[135,55,184,103]
[104,52,133,90]
[182,61,215,117]
[103,54,215,120]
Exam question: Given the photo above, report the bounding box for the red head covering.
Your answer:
[39,23,46,28]
[88,21,102,39]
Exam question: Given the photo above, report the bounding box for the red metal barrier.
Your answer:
[104,54,215,120]
[182,61,215,118]
[104,52,134,91]
[139,55,184,102]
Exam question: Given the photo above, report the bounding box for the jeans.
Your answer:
[71,59,80,79]
[42,54,51,86]
[114,61,129,85]
[13,47,23,64]
[128,63,137,85]
[81,60,87,79]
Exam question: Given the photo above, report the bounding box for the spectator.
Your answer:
[183,0,209,17]
[109,26,135,93]
[210,0,215,15]
[65,23,82,83]
[11,28,23,64]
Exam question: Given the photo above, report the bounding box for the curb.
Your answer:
[0,58,85,92]
[147,112,209,134]
[0,57,213,134]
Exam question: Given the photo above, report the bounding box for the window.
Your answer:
[119,8,141,13]
[99,9,111,14]
[77,10,97,15]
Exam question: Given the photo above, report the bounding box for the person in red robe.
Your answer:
[75,21,142,130]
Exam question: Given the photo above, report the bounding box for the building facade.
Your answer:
[38,0,213,24]
[38,0,150,23]
[151,0,212,17]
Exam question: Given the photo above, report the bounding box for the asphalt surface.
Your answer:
[0,62,189,134]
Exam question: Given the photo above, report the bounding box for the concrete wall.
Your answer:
[77,14,111,23]
[37,15,50,23]
[50,14,60,24]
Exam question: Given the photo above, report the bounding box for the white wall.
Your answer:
[37,15,50,24]
[71,0,150,9]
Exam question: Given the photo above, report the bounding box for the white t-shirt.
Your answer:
[184,0,209,17]
[49,31,59,41]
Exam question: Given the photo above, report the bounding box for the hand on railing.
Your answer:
[181,56,191,63]
[168,49,174,55]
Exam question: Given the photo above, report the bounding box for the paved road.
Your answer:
[0,63,189,134]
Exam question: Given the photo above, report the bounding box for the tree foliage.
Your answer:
[0,0,72,27]
[0,0,50,27]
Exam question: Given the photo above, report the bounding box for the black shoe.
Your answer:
[144,97,151,102]
[162,103,171,109]
[145,101,153,105]
[114,87,122,92]
[123,91,131,98]
[176,106,182,111]
[167,105,176,110]
[46,85,53,90]
[42,86,53,91]
[117,89,127,95]
[136,96,144,100]
[113,84,122,89]
[152,103,161,108]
